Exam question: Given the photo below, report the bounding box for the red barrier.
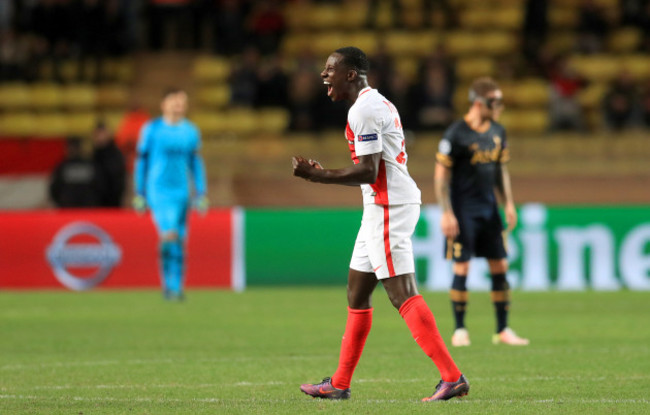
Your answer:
[0,138,66,174]
[0,209,234,290]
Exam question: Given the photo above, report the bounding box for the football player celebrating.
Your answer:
[293,47,468,402]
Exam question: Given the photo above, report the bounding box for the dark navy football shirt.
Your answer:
[437,119,509,216]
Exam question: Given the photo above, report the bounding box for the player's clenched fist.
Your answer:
[292,156,321,179]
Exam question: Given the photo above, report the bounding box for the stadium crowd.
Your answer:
[0,0,650,134]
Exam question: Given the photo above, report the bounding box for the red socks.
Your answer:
[331,307,373,390]
[399,295,461,382]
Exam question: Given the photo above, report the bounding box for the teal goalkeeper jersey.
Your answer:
[134,117,207,201]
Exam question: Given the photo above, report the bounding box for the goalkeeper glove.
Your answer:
[133,194,147,214]
[193,195,209,215]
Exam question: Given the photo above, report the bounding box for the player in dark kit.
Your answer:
[435,77,529,347]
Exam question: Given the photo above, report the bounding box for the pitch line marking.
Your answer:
[0,395,648,405]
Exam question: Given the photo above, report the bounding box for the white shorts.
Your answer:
[350,203,420,280]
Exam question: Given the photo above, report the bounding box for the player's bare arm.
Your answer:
[292,153,381,186]
[434,162,459,238]
[495,164,517,231]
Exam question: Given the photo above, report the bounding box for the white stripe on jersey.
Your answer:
[346,87,421,206]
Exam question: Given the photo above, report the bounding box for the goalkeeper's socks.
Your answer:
[167,240,185,294]
[331,307,373,390]
[160,241,174,292]
[399,295,461,382]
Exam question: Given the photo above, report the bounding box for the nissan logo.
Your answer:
[46,222,122,291]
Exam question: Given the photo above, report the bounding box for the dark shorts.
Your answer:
[444,208,507,262]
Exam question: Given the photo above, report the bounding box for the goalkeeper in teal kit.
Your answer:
[133,88,208,300]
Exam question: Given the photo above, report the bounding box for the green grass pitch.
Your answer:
[1,288,648,414]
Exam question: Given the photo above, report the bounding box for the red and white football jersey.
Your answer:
[346,86,421,206]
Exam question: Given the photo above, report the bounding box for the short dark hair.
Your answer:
[334,46,369,75]
[162,87,185,99]
[469,77,499,101]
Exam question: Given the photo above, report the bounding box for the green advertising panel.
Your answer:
[245,208,361,285]
[245,205,650,290]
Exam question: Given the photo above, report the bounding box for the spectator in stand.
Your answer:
[641,79,650,127]
[147,0,193,50]
[619,0,647,27]
[229,46,260,107]
[288,68,320,131]
[410,60,455,131]
[602,71,641,131]
[115,99,151,173]
[247,0,285,55]
[0,0,13,31]
[576,0,610,54]
[213,0,250,56]
[548,55,587,131]
[49,137,105,208]
[76,0,109,82]
[367,41,395,95]
[255,54,289,108]
[104,0,129,57]
[522,0,548,67]
[0,28,30,81]
[29,0,76,83]
[92,121,126,207]
[638,2,650,53]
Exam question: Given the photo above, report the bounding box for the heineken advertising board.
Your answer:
[245,205,650,291]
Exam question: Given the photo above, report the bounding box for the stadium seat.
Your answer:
[456,57,496,80]
[548,7,579,29]
[35,113,69,137]
[620,55,650,80]
[192,111,229,136]
[577,82,608,109]
[307,4,342,30]
[384,31,439,58]
[0,83,31,110]
[0,112,37,136]
[283,1,312,31]
[339,3,369,29]
[445,31,480,56]
[62,84,96,110]
[30,83,63,110]
[193,56,231,84]
[346,32,379,56]
[607,28,642,53]
[99,110,126,132]
[547,32,577,54]
[223,108,258,136]
[509,79,550,108]
[394,57,419,83]
[257,107,290,134]
[66,112,97,136]
[460,7,523,31]
[197,85,231,109]
[311,32,347,57]
[478,31,518,56]
[280,33,312,57]
[97,84,129,109]
[499,109,549,134]
[105,58,135,83]
[568,55,620,82]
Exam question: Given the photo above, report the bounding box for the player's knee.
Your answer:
[488,258,508,274]
[491,274,509,292]
[453,261,470,275]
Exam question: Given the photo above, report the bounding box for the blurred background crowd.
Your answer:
[0,0,649,209]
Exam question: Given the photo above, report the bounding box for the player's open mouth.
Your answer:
[324,81,332,96]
